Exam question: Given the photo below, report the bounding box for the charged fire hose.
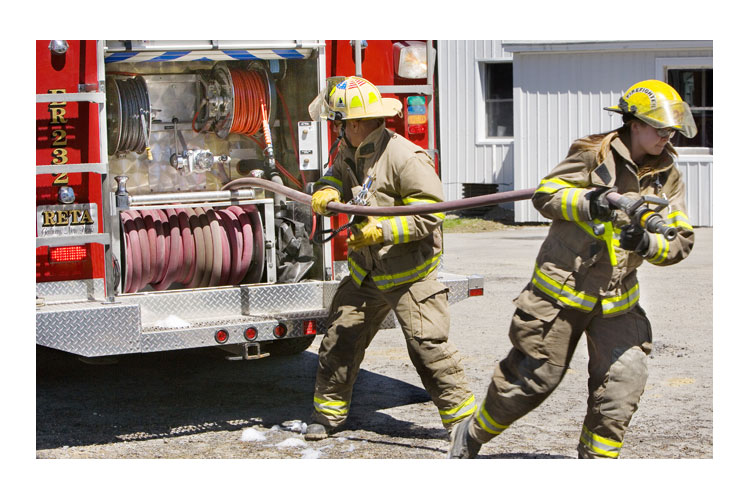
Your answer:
[119,179,679,293]
[222,177,536,216]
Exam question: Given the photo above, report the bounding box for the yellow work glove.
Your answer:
[347,216,384,251]
[311,188,341,216]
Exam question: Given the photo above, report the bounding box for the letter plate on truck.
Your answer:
[36,203,98,237]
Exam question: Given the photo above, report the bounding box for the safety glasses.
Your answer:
[656,127,676,139]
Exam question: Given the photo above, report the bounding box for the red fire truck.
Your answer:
[36,40,481,360]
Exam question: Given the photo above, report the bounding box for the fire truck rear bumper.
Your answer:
[36,273,482,357]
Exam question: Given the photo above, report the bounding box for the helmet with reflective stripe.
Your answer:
[308,76,403,121]
[604,80,697,138]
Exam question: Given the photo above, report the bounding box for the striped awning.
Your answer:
[105,48,313,64]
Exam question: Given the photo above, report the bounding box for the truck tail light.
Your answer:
[469,288,484,297]
[303,320,317,336]
[49,245,88,263]
[215,329,229,344]
[406,95,427,136]
[244,327,258,341]
[393,41,427,79]
[273,324,287,338]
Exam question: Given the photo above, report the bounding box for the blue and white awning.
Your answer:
[105,48,312,64]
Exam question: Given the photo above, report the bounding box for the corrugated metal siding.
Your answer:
[511,46,713,224]
[676,156,713,227]
[437,40,514,202]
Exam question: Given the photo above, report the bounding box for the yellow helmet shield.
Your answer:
[604,80,698,138]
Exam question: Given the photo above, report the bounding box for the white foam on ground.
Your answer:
[300,448,322,459]
[277,438,307,448]
[240,428,267,442]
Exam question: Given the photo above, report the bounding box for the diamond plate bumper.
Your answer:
[36,272,482,357]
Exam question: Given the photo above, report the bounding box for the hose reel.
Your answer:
[194,62,275,139]
[106,75,152,157]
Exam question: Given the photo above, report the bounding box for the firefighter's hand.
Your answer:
[619,224,650,256]
[347,217,384,251]
[589,187,616,221]
[311,188,341,216]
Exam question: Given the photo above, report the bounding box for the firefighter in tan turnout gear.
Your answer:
[303,76,476,440]
[449,80,697,458]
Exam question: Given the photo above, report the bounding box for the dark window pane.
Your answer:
[485,63,513,137]
[486,101,513,137]
[487,64,513,100]
[667,68,712,148]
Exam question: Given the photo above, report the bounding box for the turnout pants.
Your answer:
[468,288,652,458]
[311,274,476,431]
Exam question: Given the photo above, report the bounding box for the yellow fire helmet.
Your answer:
[604,79,697,138]
[308,76,403,121]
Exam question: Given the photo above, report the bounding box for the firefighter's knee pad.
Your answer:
[596,346,649,422]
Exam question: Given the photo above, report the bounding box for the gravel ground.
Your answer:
[33,226,718,493]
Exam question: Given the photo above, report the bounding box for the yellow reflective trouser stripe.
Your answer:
[535,177,577,195]
[439,395,477,425]
[579,425,622,458]
[371,251,442,290]
[666,210,693,231]
[313,396,349,417]
[389,216,410,244]
[601,283,640,315]
[348,257,368,286]
[403,197,445,220]
[476,400,509,436]
[316,176,343,190]
[531,264,597,312]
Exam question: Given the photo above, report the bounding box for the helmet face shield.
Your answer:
[604,80,699,139]
[308,77,347,121]
[639,101,698,138]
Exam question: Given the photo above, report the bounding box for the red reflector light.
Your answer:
[303,320,317,336]
[49,246,88,263]
[407,124,426,135]
[273,324,287,338]
[244,327,258,341]
[469,288,484,297]
[215,329,229,344]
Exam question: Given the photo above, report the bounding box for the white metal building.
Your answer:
[436,40,713,226]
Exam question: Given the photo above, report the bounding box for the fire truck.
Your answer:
[36,40,482,360]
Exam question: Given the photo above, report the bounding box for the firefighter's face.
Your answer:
[631,120,671,161]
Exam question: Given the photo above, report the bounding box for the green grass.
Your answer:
[443,217,510,233]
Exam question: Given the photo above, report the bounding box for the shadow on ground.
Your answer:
[36,345,432,450]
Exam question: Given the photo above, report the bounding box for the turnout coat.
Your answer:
[520,126,695,319]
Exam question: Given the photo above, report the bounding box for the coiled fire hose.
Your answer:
[228,69,269,137]
[120,205,264,293]
[108,75,151,156]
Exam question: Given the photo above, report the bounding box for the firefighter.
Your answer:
[449,80,697,458]
[303,76,476,440]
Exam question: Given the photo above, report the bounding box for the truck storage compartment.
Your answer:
[104,48,323,295]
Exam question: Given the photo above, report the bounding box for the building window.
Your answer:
[667,68,712,150]
[483,62,513,138]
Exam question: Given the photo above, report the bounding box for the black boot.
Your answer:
[448,417,482,458]
[304,423,330,441]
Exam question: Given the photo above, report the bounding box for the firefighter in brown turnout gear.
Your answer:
[449,80,697,458]
[304,76,476,440]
